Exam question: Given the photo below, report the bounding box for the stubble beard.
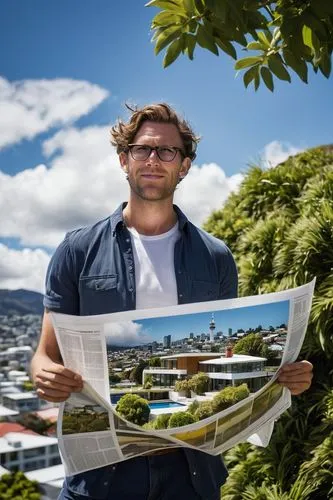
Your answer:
[127,174,178,202]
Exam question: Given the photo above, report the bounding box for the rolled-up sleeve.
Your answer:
[43,234,80,315]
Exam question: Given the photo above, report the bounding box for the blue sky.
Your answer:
[105,300,289,346]
[1,1,332,292]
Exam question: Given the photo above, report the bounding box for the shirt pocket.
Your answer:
[79,275,122,315]
[190,280,220,302]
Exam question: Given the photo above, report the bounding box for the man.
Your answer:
[31,103,313,500]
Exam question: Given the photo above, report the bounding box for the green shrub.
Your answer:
[211,384,249,413]
[188,372,210,395]
[187,400,200,415]
[153,413,171,429]
[149,357,161,367]
[168,411,197,428]
[194,401,214,420]
[116,393,150,425]
[0,471,41,499]
[234,383,250,401]
[174,379,191,397]
[143,374,153,389]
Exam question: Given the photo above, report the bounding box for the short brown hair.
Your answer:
[110,103,199,160]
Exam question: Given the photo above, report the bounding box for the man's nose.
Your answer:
[146,148,160,162]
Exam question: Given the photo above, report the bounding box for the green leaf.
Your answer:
[302,11,328,40]
[260,66,274,92]
[212,0,228,23]
[283,48,308,83]
[302,25,313,50]
[235,56,262,70]
[184,33,196,59]
[257,31,272,48]
[154,26,183,55]
[268,54,291,82]
[152,11,187,28]
[246,41,265,51]
[319,49,332,78]
[183,0,195,15]
[254,70,260,91]
[163,37,183,67]
[146,0,185,12]
[216,38,237,60]
[243,65,258,88]
[196,24,219,55]
[188,19,197,33]
[194,0,205,15]
[226,0,246,31]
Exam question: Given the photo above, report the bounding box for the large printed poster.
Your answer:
[52,280,315,475]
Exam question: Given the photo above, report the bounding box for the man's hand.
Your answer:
[277,360,313,395]
[32,355,83,402]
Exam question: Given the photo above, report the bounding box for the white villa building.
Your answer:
[198,354,269,392]
[143,351,270,393]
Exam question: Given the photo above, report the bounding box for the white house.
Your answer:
[0,431,61,472]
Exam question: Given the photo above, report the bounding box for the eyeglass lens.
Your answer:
[130,145,178,162]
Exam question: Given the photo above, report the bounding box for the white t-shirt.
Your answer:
[128,223,180,309]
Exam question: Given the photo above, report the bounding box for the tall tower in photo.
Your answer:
[209,313,216,342]
[163,335,171,349]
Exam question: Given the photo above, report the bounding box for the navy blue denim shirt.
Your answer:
[44,203,238,499]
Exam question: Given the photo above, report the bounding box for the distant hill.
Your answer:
[0,289,44,315]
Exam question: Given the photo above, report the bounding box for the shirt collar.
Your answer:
[110,202,189,234]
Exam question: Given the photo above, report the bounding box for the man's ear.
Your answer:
[179,157,191,180]
[119,152,128,173]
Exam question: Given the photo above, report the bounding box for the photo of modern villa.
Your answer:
[105,300,289,433]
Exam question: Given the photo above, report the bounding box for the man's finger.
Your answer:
[278,374,313,384]
[37,371,83,387]
[280,361,313,373]
[35,378,83,393]
[279,382,311,395]
[42,364,83,382]
[36,387,70,401]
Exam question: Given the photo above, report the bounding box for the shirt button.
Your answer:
[179,294,183,298]
[129,288,133,292]
[112,466,116,470]
[126,238,130,243]
[129,265,133,271]
[193,471,197,476]
[104,481,108,485]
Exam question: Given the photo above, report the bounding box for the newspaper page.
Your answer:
[51,279,315,476]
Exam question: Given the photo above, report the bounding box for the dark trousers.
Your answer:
[58,449,221,500]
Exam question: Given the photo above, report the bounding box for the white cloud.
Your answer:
[0,77,109,150]
[0,244,50,292]
[0,126,128,247]
[175,163,243,226]
[105,321,152,346]
[262,140,304,168]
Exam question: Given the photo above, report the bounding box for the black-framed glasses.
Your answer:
[127,144,185,162]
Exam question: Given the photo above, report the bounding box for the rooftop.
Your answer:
[2,391,37,400]
[160,353,221,360]
[199,354,267,364]
[0,422,37,437]
[0,432,58,453]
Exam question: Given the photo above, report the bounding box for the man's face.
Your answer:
[119,121,191,202]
